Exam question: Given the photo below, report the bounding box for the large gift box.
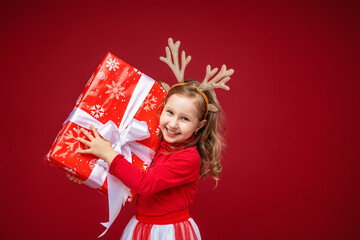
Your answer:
[45,52,166,199]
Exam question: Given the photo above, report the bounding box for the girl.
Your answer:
[72,38,233,239]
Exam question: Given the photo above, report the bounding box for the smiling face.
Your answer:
[159,94,207,144]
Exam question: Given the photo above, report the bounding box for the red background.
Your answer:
[1,0,359,239]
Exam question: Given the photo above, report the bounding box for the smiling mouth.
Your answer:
[166,127,180,136]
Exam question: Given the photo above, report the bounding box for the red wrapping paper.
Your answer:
[45,52,166,197]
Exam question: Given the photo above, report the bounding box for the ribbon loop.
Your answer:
[125,119,151,141]
[98,120,121,147]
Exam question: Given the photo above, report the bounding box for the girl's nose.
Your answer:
[168,118,178,128]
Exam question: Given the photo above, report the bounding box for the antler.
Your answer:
[199,64,234,91]
[159,38,191,83]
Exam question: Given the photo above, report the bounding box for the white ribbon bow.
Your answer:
[97,118,151,237]
[64,73,156,237]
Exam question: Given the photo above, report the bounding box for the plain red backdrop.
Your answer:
[1,0,359,239]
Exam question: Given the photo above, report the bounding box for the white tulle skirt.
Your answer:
[120,216,202,240]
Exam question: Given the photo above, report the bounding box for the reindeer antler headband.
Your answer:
[159,38,234,119]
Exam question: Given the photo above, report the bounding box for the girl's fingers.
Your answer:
[77,137,91,146]
[89,124,101,138]
[65,173,83,184]
[77,148,92,154]
[74,178,83,184]
[80,128,94,140]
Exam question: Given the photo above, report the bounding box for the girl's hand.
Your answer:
[76,124,118,165]
[66,173,83,184]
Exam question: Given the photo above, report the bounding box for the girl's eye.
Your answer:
[167,110,173,115]
[182,117,190,121]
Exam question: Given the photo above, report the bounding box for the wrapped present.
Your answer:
[45,52,166,236]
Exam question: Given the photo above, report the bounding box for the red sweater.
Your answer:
[109,140,201,216]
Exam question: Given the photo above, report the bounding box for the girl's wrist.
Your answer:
[101,149,119,165]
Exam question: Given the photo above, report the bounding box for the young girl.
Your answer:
[72,38,233,239]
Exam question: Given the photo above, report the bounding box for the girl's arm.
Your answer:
[77,125,200,194]
[109,148,200,195]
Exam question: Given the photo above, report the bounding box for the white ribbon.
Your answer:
[64,73,156,237]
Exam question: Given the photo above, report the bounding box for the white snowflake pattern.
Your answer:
[142,163,149,171]
[89,159,97,170]
[53,145,63,155]
[142,93,157,111]
[63,127,83,152]
[97,71,106,80]
[127,194,134,202]
[105,81,125,100]
[105,58,119,71]
[90,104,105,118]
[155,126,160,135]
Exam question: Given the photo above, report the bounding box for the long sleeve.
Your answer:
[109,147,200,195]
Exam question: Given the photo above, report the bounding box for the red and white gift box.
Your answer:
[45,52,166,236]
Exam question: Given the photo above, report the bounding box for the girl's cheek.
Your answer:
[159,113,166,123]
[163,115,171,122]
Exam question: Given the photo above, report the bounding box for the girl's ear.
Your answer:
[196,119,207,132]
